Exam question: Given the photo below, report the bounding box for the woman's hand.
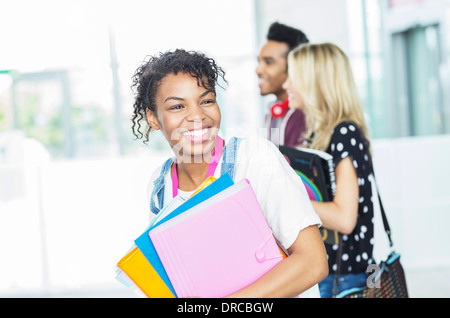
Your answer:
[225,225,328,298]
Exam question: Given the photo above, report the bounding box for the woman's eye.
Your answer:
[201,99,215,105]
[169,104,184,110]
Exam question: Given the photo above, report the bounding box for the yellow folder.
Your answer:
[189,176,216,198]
[117,177,218,298]
[117,246,175,298]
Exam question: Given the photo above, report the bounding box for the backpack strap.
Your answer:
[220,137,242,180]
[149,157,174,215]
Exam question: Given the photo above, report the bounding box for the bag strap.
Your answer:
[368,149,394,247]
[373,178,394,248]
[332,160,393,297]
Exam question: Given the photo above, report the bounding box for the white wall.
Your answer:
[372,135,450,268]
[0,139,170,296]
[256,0,351,51]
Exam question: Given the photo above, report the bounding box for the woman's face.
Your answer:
[146,72,221,161]
[282,77,304,110]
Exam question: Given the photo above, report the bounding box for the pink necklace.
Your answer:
[172,136,223,197]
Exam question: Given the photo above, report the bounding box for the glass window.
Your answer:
[392,24,445,136]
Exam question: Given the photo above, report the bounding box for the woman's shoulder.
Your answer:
[332,121,362,135]
[146,156,176,202]
[236,134,276,147]
[226,135,283,169]
[235,135,281,156]
[328,121,370,163]
[147,157,173,188]
[330,121,366,143]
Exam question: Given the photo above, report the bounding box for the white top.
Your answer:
[146,136,322,298]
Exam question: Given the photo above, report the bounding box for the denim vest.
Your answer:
[149,137,242,215]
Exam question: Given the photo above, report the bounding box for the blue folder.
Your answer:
[134,173,235,296]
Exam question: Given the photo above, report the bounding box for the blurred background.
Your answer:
[1,0,449,297]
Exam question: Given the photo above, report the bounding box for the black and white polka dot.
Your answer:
[325,121,375,274]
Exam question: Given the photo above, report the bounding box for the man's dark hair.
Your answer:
[130,49,226,142]
[267,22,309,50]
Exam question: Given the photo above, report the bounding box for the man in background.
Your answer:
[256,22,309,147]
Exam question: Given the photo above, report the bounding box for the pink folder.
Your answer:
[149,179,284,298]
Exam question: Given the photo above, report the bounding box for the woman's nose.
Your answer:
[186,105,206,121]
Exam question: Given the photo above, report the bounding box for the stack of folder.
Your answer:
[116,173,286,298]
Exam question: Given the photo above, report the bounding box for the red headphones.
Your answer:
[270,99,289,118]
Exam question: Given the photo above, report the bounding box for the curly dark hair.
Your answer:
[267,22,309,51]
[131,49,227,143]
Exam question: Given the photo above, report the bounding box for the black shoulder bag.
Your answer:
[334,175,409,298]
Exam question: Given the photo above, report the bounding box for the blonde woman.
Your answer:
[283,43,375,297]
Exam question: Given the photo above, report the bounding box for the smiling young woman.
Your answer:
[130,49,328,298]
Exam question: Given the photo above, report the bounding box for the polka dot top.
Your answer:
[325,121,375,274]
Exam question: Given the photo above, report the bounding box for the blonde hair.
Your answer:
[288,42,371,152]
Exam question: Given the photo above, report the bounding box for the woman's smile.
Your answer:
[180,127,212,142]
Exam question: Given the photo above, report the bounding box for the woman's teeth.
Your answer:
[182,128,208,137]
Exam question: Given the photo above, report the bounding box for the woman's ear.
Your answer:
[146,109,161,131]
